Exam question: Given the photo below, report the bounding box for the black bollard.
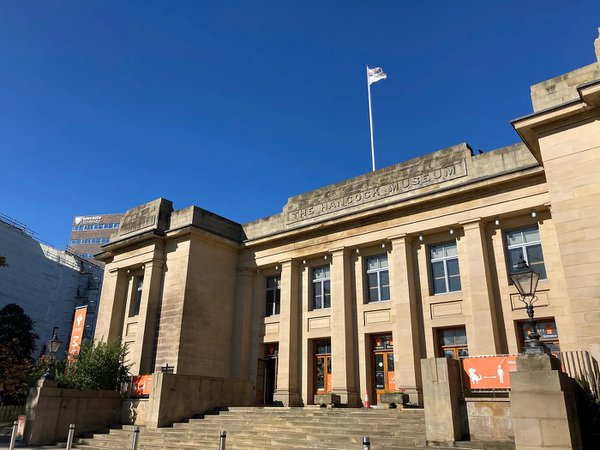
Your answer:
[131,426,140,450]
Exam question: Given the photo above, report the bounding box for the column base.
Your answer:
[273,389,302,406]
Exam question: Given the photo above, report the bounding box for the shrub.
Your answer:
[57,340,130,391]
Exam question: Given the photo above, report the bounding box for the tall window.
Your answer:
[430,241,461,294]
[437,327,468,359]
[366,255,390,302]
[129,276,143,317]
[312,265,331,309]
[506,225,547,280]
[265,276,281,317]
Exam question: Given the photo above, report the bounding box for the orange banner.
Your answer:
[130,375,152,397]
[462,355,517,390]
[68,306,87,360]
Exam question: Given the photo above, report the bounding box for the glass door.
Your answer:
[314,339,332,395]
[372,335,395,403]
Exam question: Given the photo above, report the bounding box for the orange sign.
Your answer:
[462,355,517,390]
[131,375,152,397]
[68,306,87,360]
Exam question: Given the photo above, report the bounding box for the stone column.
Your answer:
[459,219,500,355]
[510,354,583,450]
[94,268,129,341]
[273,259,302,406]
[230,268,256,379]
[330,248,360,406]
[389,234,423,404]
[129,261,164,375]
[421,357,462,443]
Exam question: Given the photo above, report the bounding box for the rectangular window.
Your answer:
[436,326,468,359]
[429,241,461,294]
[129,276,143,317]
[312,265,331,309]
[366,254,390,302]
[265,276,281,317]
[506,225,547,280]
[517,318,559,355]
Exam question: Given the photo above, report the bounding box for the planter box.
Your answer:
[380,392,409,408]
[314,394,341,407]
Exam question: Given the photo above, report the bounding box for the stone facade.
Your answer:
[94,32,600,409]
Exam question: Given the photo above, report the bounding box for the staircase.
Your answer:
[74,407,427,450]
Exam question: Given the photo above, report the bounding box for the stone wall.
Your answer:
[146,372,254,428]
[462,398,513,442]
[24,380,121,446]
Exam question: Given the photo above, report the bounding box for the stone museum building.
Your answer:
[93,32,600,409]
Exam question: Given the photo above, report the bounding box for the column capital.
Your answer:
[328,246,346,255]
[279,258,300,269]
[458,217,484,229]
[236,266,256,276]
[387,234,413,245]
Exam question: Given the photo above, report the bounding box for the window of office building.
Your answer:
[265,276,281,317]
[506,225,547,280]
[129,276,144,317]
[429,241,461,294]
[437,326,468,359]
[312,265,331,310]
[366,254,390,302]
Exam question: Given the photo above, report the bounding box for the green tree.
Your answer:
[0,304,39,404]
[0,255,7,267]
[58,340,130,391]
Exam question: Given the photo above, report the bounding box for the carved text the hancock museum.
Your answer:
[286,160,466,224]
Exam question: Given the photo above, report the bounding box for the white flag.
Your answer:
[368,67,387,85]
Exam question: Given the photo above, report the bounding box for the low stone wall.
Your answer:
[24,379,121,446]
[462,398,513,442]
[121,398,148,426]
[146,372,254,428]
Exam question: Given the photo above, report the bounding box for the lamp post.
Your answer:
[43,327,63,380]
[509,256,550,355]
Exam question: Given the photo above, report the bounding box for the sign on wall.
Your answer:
[462,355,517,390]
[16,415,26,441]
[67,306,87,361]
[130,375,152,397]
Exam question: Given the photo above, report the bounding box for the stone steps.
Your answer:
[71,406,434,450]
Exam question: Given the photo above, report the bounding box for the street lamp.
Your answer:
[42,327,63,380]
[509,256,550,355]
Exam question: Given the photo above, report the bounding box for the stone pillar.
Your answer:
[273,259,302,406]
[129,261,164,375]
[459,219,500,355]
[94,268,129,341]
[421,357,462,443]
[230,268,256,379]
[389,234,423,405]
[510,354,583,450]
[330,248,360,406]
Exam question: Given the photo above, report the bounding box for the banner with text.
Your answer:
[68,306,87,360]
[462,355,517,390]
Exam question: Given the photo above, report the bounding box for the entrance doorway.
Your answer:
[256,343,278,405]
[314,339,332,396]
[371,335,396,404]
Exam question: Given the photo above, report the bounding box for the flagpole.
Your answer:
[367,65,376,172]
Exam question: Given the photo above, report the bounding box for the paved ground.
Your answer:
[0,423,63,449]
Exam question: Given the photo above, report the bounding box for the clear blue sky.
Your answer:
[1,1,599,247]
